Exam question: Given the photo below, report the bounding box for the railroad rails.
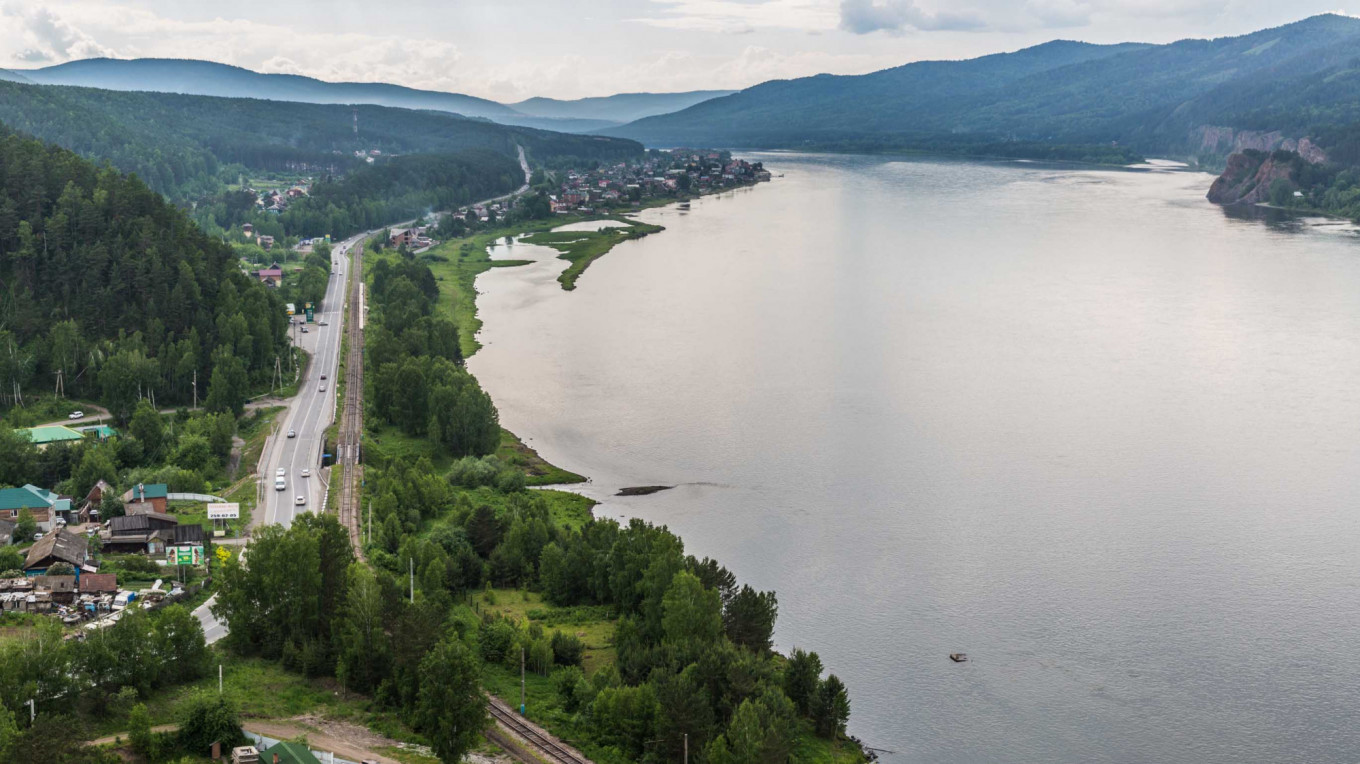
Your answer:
[486,697,593,764]
[336,242,365,559]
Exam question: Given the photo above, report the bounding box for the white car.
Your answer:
[295,495,306,506]
[301,467,311,477]
[276,467,286,477]
[319,319,329,326]
[287,429,296,438]
[319,382,327,392]
[68,411,84,419]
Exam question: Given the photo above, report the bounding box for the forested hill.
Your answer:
[0,126,290,420]
[18,57,518,120]
[606,14,1360,161]
[0,80,642,201]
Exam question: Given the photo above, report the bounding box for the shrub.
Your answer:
[551,630,585,667]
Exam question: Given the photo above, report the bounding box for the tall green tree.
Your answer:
[416,639,486,764]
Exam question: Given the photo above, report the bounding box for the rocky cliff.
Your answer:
[1206,150,1300,205]
[1194,125,1328,164]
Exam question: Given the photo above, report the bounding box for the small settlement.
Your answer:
[0,481,210,626]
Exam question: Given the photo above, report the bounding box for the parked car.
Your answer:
[68,411,84,419]
[287,429,296,438]
[300,326,309,333]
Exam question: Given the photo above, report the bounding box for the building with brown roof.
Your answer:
[25,529,89,579]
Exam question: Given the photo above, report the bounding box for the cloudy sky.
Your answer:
[0,0,1356,102]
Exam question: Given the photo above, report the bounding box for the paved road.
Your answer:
[261,233,364,527]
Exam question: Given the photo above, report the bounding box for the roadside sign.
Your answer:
[304,302,315,322]
[167,546,204,565]
[206,503,239,520]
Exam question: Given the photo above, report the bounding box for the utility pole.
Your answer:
[520,648,526,716]
[409,557,414,604]
[192,369,198,410]
[367,501,372,545]
[684,734,688,764]
[26,698,34,724]
[219,664,223,695]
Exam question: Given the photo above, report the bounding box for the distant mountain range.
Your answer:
[604,14,1360,161]
[512,91,735,124]
[12,58,731,131]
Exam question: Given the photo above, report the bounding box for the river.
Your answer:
[469,153,1360,763]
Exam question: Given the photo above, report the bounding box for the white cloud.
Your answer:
[839,0,987,33]
[1,2,113,62]
[637,0,840,33]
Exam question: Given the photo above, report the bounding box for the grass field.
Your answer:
[519,219,665,290]
[473,588,616,675]
[496,428,585,486]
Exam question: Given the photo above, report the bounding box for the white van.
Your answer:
[274,476,286,491]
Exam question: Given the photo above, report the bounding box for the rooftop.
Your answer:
[16,426,84,445]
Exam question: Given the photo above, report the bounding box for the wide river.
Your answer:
[469,153,1360,763]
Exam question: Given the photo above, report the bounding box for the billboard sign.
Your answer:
[206,503,239,520]
[167,546,204,565]
[304,302,315,322]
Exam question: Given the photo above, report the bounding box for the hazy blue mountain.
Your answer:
[512,91,735,123]
[16,57,520,120]
[606,14,1360,158]
[0,68,28,83]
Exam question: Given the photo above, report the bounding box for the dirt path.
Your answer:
[88,724,178,746]
[243,716,413,764]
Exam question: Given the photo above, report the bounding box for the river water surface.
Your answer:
[469,153,1360,763]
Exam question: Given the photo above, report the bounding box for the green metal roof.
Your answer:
[129,483,168,500]
[261,742,321,764]
[0,485,53,512]
[17,426,84,445]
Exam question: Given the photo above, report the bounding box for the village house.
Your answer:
[242,222,254,239]
[258,235,276,251]
[77,479,114,524]
[105,512,180,555]
[121,483,169,514]
[257,264,283,287]
[0,484,67,531]
[14,425,84,450]
[25,528,90,579]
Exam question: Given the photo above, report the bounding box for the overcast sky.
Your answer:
[1,1,1356,102]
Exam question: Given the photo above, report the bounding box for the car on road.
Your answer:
[68,411,84,419]
[301,467,311,477]
[274,477,285,491]
[300,326,309,333]
[287,429,296,438]
[276,467,286,477]
[320,382,327,392]
[319,319,328,326]
[321,373,327,380]
[295,495,305,506]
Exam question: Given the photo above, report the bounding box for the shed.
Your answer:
[15,426,84,449]
[79,573,117,595]
[173,524,206,546]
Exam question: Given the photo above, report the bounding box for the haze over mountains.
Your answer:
[13,58,732,133]
[607,14,1360,161]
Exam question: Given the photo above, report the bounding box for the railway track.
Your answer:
[486,697,593,764]
[336,242,365,558]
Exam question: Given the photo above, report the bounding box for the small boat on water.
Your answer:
[949,653,968,663]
